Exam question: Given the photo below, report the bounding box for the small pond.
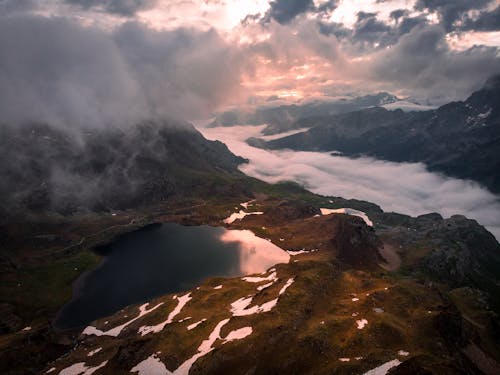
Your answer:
[55,223,289,330]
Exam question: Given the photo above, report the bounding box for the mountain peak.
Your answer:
[482,74,500,91]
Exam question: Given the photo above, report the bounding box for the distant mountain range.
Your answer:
[209,92,405,134]
[249,76,500,194]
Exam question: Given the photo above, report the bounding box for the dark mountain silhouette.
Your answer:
[251,76,500,193]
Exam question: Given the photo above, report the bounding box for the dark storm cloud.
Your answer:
[356,11,378,21]
[389,9,408,22]
[316,0,339,13]
[397,15,428,34]
[0,0,37,14]
[264,0,315,24]
[322,11,427,50]
[352,11,390,43]
[370,24,500,102]
[260,0,339,25]
[113,22,243,120]
[414,0,492,31]
[317,21,351,39]
[462,6,500,32]
[0,16,142,128]
[0,15,243,128]
[65,0,157,16]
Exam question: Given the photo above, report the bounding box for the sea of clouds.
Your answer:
[199,124,500,240]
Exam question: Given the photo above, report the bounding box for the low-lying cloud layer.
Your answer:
[199,125,500,240]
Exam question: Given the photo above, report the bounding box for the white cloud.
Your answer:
[199,124,500,239]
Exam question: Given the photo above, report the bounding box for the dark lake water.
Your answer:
[55,223,288,330]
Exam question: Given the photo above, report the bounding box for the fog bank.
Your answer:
[199,125,500,240]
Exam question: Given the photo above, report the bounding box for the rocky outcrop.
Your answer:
[419,215,500,302]
[263,200,320,223]
[331,215,384,269]
[388,355,469,375]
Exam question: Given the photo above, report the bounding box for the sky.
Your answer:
[0,0,499,126]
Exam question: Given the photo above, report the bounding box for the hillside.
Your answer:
[0,120,249,217]
[1,191,500,374]
[251,76,500,194]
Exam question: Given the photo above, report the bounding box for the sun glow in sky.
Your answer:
[0,0,499,115]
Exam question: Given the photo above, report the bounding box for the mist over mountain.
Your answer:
[209,92,400,134]
[1,1,500,375]
[252,75,500,194]
[0,15,243,129]
[0,121,246,217]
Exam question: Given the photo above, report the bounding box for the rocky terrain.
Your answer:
[0,106,499,374]
[1,190,499,374]
[249,76,500,194]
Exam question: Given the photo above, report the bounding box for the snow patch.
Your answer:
[130,354,169,375]
[257,281,275,291]
[83,302,163,337]
[362,359,401,375]
[223,210,263,224]
[213,285,223,289]
[382,101,436,112]
[478,108,492,119]
[320,208,373,226]
[224,326,253,343]
[356,319,368,329]
[132,318,243,375]
[231,278,294,317]
[59,360,108,375]
[240,200,255,209]
[279,278,294,295]
[260,127,311,141]
[138,293,192,336]
[287,248,318,255]
[242,271,277,283]
[87,348,102,357]
[187,319,207,331]
[398,350,410,356]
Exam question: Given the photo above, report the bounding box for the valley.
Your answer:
[1,2,500,373]
[249,76,500,195]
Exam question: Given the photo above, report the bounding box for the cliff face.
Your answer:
[331,215,384,269]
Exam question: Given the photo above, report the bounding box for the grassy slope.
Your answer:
[1,183,499,374]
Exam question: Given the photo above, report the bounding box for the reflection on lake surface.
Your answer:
[55,223,289,330]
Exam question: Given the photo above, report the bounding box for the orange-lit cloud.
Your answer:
[1,0,499,113]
